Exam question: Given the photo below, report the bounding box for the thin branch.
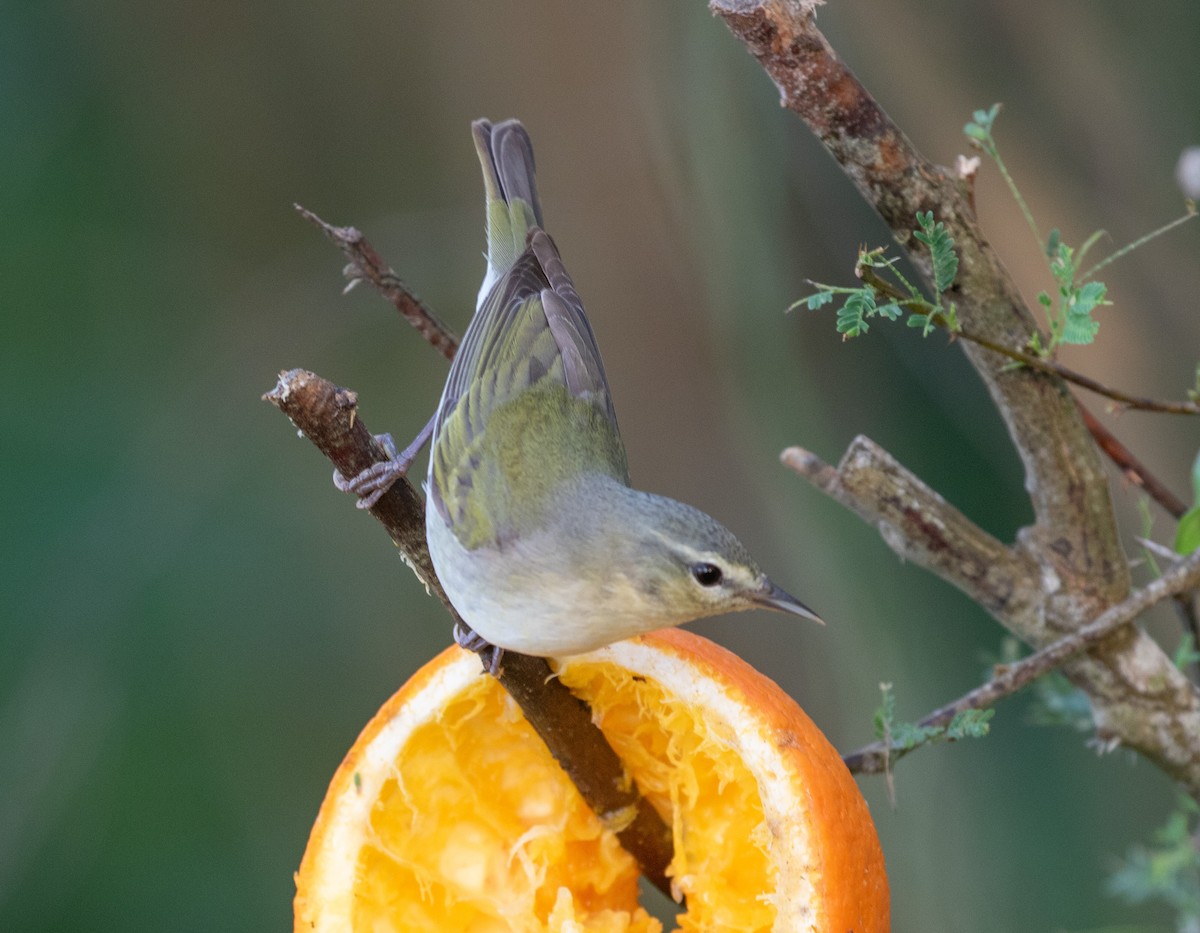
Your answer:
[953,323,1200,416]
[264,369,674,897]
[1076,402,1188,517]
[1138,541,1200,682]
[844,547,1200,774]
[1079,207,1198,283]
[859,268,1199,416]
[295,204,459,361]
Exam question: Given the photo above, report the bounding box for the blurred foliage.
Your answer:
[873,682,992,755]
[1176,451,1200,555]
[3,1,1200,930]
[1108,797,1200,932]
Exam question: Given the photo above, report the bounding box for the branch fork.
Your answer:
[713,0,1200,795]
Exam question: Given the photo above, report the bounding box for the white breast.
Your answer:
[425,507,675,657]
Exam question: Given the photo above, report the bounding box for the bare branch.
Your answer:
[1076,403,1188,518]
[263,369,674,896]
[782,440,1041,619]
[845,547,1200,774]
[951,324,1200,416]
[295,204,459,360]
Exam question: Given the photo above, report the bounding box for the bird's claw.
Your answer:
[454,622,505,676]
[332,434,412,510]
[333,415,435,510]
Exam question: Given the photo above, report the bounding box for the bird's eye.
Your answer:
[690,562,724,587]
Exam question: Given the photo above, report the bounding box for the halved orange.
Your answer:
[294,628,888,932]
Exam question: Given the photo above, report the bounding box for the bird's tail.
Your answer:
[472,119,544,307]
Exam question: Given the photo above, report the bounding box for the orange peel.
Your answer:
[294,628,888,931]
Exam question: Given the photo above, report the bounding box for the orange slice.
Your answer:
[294,628,888,932]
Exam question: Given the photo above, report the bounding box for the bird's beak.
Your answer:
[752,578,826,625]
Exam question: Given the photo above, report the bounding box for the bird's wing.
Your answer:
[429,229,628,546]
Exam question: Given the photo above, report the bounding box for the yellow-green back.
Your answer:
[429,231,628,549]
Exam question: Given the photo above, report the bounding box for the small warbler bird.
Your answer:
[419,118,823,658]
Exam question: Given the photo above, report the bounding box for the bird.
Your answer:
[417,118,824,660]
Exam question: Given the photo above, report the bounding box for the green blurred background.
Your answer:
[4,1,1199,929]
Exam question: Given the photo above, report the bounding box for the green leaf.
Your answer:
[873,683,992,755]
[876,302,903,321]
[804,290,835,310]
[913,213,959,293]
[1059,280,1107,345]
[1174,635,1200,671]
[1051,263,1072,294]
[873,682,897,740]
[963,103,1000,142]
[1107,796,1200,925]
[1044,228,1061,258]
[944,708,994,740]
[889,720,941,751]
[1049,240,1076,289]
[1037,291,1052,307]
[836,290,876,337]
[1059,315,1099,345]
[1175,506,1200,556]
[907,313,931,329]
[1072,280,1108,315]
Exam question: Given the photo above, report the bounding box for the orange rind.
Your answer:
[295,629,888,932]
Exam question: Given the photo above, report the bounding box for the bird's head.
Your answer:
[607,491,825,629]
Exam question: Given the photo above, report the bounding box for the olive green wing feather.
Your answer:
[429,230,628,546]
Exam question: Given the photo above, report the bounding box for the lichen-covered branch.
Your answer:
[714,0,1200,795]
[782,440,1040,621]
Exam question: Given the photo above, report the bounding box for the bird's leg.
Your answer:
[454,621,505,676]
[333,414,436,510]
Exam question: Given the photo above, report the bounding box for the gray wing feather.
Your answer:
[485,120,543,228]
[530,230,618,427]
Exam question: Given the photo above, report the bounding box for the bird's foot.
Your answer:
[454,622,505,676]
[333,416,434,510]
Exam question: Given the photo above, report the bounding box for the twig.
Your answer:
[295,204,459,361]
[1076,403,1188,517]
[1137,540,1200,681]
[858,268,1200,416]
[844,547,1200,774]
[264,369,674,897]
[1079,207,1198,283]
[954,324,1200,416]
